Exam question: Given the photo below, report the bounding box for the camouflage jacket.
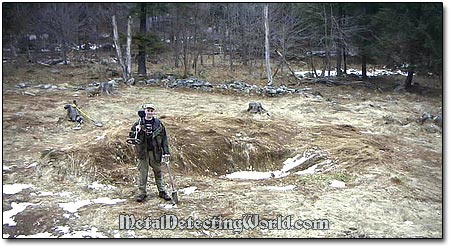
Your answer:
[130,117,170,162]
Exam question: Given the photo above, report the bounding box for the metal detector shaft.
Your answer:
[73,105,103,127]
[164,159,178,204]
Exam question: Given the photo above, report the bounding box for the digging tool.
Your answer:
[126,110,145,145]
[164,158,178,204]
[72,100,103,127]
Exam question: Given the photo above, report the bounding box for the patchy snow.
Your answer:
[329,180,346,188]
[25,162,38,168]
[112,230,121,238]
[95,135,106,141]
[221,151,328,180]
[3,165,12,171]
[59,191,73,197]
[3,184,34,194]
[221,171,275,180]
[60,227,107,238]
[58,200,92,213]
[30,191,56,197]
[16,232,55,238]
[282,153,317,173]
[295,68,409,79]
[295,70,337,78]
[179,186,197,195]
[59,197,125,213]
[159,203,178,209]
[126,230,137,238]
[63,214,71,219]
[294,164,319,175]
[87,181,116,191]
[92,197,125,205]
[265,185,297,191]
[54,226,71,234]
[3,202,39,226]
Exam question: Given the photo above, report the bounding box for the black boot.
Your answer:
[136,194,147,202]
[158,191,171,201]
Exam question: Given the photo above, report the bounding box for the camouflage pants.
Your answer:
[137,150,166,195]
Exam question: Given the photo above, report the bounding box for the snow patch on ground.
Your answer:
[221,152,320,180]
[59,191,73,197]
[264,185,297,191]
[294,68,409,78]
[179,186,197,195]
[16,232,55,238]
[221,171,276,180]
[87,181,116,191]
[58,200,92,213]
[60,227,107,238]
[329,180,346,188]
[282,153,317,172]
[112,230,121,238]
[92,197,126,205]
[3,184,34,194]
[54,226,71,234]
[30,191,56,197]
[3,202,39,226]
[25,162,38,168]
[58,197,126,213]
[159,203,178,209]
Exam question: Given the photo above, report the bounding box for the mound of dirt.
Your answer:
[37,114,304,185]
[37,112,403,188]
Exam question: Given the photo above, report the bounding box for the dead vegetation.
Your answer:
[2,58,443,238]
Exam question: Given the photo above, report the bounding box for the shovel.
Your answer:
[164,158,178,204]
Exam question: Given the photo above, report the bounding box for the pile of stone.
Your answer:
[418,108,442,128]
[220,81,310,97]
[16,82,67,91]
[165,77,311,97]
[168,78,213,91]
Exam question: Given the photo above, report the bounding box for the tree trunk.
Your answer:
[126,16,133,80]
[183,37,188,77]
[321,5,328,78]
[212,47,215,66]
[61,41,68,65]
[310,53,318,77]
[405,70,414,89]
[112,15,127,82]
[327,4,333,77]
[10,35,17,57]
[361,55,367,78]
[173,35,179,68]
[228,27,233,70]
[343,49,347,76]
[336,5,343,77]
[264,4,272,86]
[137,4,147,77]
[336,47,342,77]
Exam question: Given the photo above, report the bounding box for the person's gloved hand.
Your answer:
[162,154,170,162]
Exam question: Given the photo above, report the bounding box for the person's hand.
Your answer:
[163,154,170,162]
[135,125,141,132]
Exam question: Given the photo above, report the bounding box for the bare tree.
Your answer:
[264,4,273,85]
[33,3,86,64]
[112,15,133,82]
[112,15,127,81]
[126,16,133,80]
[137,3,147,76]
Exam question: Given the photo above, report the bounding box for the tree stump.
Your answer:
[247,102,267,113]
